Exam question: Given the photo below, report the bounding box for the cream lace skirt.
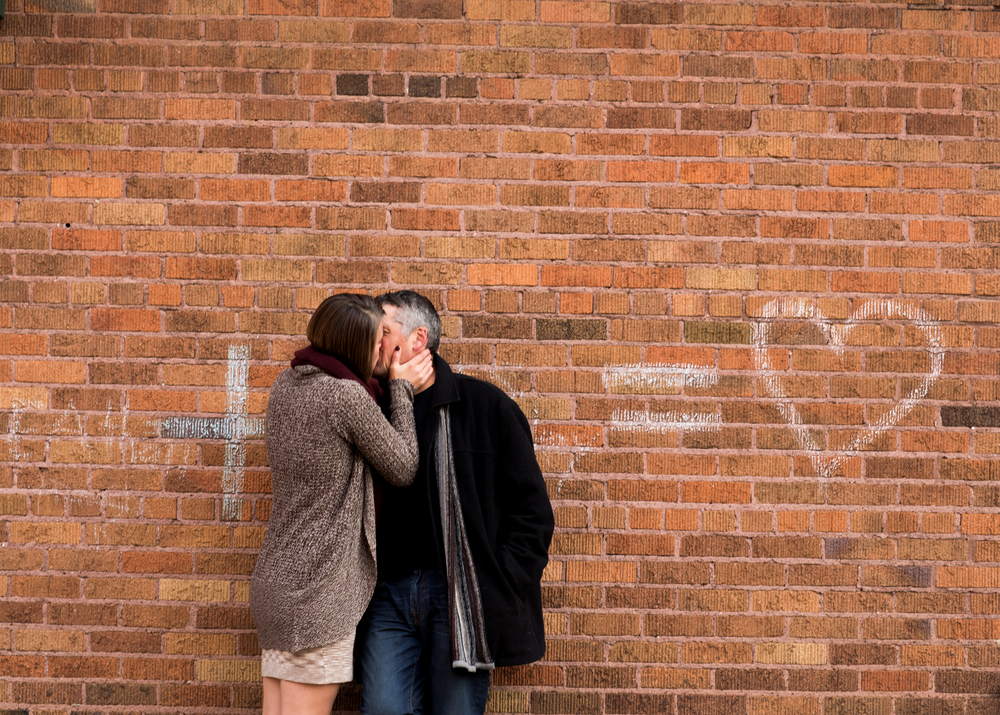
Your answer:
[261,632,355,685]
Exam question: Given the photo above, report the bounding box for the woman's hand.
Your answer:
[389,347,434,392]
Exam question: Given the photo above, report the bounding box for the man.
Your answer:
[360,290,554,715]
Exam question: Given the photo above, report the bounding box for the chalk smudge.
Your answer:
[605,364,719,393]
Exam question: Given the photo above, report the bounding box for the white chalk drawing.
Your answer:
[608,406,722,434]
[6,400,25,461]
[606,364,720,393]
[0,301,957,500]
[753,297,944,478]
[605,364,724,437]
[2,344,262,520]
[222,344,252,520]
[160,344,263,520]
[605,297,945,477]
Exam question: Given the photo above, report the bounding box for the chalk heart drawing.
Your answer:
[605,297,945,479]
[752,298,944,478]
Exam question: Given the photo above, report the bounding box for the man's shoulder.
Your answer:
[453,372,517,406]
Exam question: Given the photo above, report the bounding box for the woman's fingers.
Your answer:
[390,348,434,390]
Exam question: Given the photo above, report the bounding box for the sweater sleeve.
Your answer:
[336,379,419,488]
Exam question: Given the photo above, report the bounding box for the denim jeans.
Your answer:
[358,570,491,715]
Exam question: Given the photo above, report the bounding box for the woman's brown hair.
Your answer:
[306,294,384,381]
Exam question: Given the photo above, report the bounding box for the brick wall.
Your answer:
[3,0,1000,712]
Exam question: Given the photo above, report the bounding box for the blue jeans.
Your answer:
[358,570,491,715]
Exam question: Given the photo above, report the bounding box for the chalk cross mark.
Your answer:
[160,345,262,520]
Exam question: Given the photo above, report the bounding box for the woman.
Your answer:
[250,294,433,714]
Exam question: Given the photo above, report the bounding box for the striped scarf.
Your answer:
[434,405,494,672]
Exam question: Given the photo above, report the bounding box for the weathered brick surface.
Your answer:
[2,1,1000,713]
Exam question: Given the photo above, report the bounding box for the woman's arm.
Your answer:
[337,380,419,487]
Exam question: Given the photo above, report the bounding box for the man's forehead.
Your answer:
[381,306,402,328]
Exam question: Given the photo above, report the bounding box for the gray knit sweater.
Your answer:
[250,365,418,653]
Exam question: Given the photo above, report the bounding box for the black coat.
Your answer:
[392,354,555,667]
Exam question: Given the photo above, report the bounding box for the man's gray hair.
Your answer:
[377,290,442,353]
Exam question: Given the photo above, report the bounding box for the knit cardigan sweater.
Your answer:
[250,365,418,653]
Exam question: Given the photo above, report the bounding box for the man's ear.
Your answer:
[410,326,428,352]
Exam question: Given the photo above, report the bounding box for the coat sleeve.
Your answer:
[336,379,419,488]
[493,398,555,591]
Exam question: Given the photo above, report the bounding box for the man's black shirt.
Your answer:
[375,384,440,582]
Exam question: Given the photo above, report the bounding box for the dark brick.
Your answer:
[682,427,751,451]
[866,457,934,480]
[89,363,159,385]
[85,684,156,706]
[531,692,600,715]
[968,698,1000,715]
[16,255,86,277]
[223,72,256,93]
[641,562,711,584]
[49,603,117,625]
[126,177,195,200]
[907,114,974,137]
[684,56,754,78]
[0,602,44,623]
[316,260,388,284]
[53,389,122,411]
[681,109,752,132]
[830,644,897,666]
[350,181,420,204]
[0,280,29,302]
[824,698,891,715]
[238,152,308,176]
[315,100,384,123]
[194,552,256,572]
[862,565,931,588]
[829,6,898,29]
[161,683,231,708]
[394,0,461,18]
[615,3,683,24]
[716,669,784,691]
[169,204,238,227]
[679,535,750,558]
[684,322,751,345]
[261,73,293,95]
[239,631,260,655]
[0,14,52,37]
[446,76,477,98]
[196,606,254,630]
[462,316,533,340]
[897,699,964,715]
[607,107,675,129]
[941,406,1000,428]
[537,319,607,341]
[788,669,858,692]
[606,693,673,714]
[11,683,82,705]
[752,536,822,559]
[408,75,441,97]
[936,671,1000,694]
[337,74,369,96]
[678,695,746,715]
[91,631,161,653]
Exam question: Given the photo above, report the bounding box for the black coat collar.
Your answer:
[428,353,459,409]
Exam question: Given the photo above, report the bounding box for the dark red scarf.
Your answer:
[291,345,383,402]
